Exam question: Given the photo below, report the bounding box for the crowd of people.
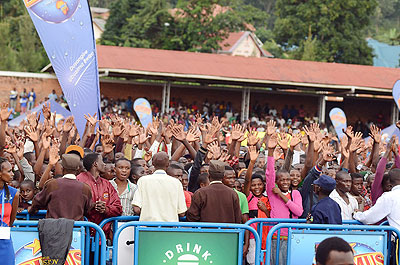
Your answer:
[1,100,399,265]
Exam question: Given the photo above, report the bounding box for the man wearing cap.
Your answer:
[187,160,242,223]
[308,175,342,225]
[29,154,93,221]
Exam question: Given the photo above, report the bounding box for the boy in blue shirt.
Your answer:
[308,175,342,224]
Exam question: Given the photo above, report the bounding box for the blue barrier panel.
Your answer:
[16,210,47,220]
[13,220,107,265]
[264,223,400,265]
[245,218,363,263]
[112,221,261,265]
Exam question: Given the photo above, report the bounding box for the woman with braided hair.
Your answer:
[0,157,19,265]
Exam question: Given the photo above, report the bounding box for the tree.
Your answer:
[100,0,142,46]
[273,0,377,65]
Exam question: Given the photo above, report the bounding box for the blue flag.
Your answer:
[23,0,101,136]
[393,80,400,110]
[134,98,153,128]
[329,107,347,140]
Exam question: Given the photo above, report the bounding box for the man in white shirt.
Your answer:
[329,171,358,220]
[354,168,400,231]
[132,152,187,221]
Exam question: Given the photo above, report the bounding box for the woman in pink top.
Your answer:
[371,136,399,205]
[265,126,303,265]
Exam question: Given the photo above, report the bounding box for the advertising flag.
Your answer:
[329,107,347,140]
[134,98,153,128]
[392,80,400,110]
[23,0,101,136]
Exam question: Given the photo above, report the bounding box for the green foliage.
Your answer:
[273,0,377,65]
[102,0,255,52]
[0,2,49,72]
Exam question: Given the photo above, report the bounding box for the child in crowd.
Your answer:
[18,180,35,212]
[110,158,136,216]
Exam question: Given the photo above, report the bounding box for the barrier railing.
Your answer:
[112,221,261,265]
[16,210,47,220]
[245,218,363,260]
[264,223,400,265]
[13,220,107,265]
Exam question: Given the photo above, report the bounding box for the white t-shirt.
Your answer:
[329,189,358,220]
[132,170,187,222]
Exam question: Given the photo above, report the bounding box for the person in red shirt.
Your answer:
[77,152,122,238]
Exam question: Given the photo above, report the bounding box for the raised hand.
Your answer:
[369,124,381,143]
[129,124,140,137]
[112,121,124,137]
[27,112,40,128]
[218,151,230,162]
[290,133,301,149]
[84,113,98,127]
[248,145,259,162]
[138,127,149,144]
[231,124,244,141]
[278,132,290,150]
[98,119,110,135]
[101,134,115,154]
[24,126,39,142]
[207,141,221,160]
[186,127,201,143]
[343,126,354,139]
[247,130,259,146]
[63,116,74,132]
[0,103,12,121]
[322,144,336,162]
[303,125,316,142]
[5,143,17,154]
[171,125,186,142]
[266,120,276,136]
[42,136,51,150]
[42,102,51,120]
[49,144,60,166]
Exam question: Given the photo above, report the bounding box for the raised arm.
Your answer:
[244,146,259,197]
[301,125,316,180]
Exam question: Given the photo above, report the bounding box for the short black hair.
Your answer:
[251,173,263,181]
[168,164,183,171]
[20,179,35,189]
[198,173,209,185]
[131,158,145,166]
[83,153,101,171]
[115,157,131,166]
[225,165,234,171]
[350,172,363,180]
[316,237,353,265]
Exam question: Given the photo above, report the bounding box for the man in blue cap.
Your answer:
[307,175,342,224]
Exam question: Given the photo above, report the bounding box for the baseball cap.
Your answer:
[61,154,81,170]
[313,175,336,192]
[65,145,84,159]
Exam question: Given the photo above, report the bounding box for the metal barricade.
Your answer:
[112,221,261,265]
[245,218,363,263]
[13,220,107,265]
[16,210,47,220]
[263,223,400,265]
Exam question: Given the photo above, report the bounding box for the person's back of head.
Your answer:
[83,153,100,172]
[152,152,169,171]
[198,172,210,188]
[316,237,354,265]
[208,160,226,181]
[389,168,400,187]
